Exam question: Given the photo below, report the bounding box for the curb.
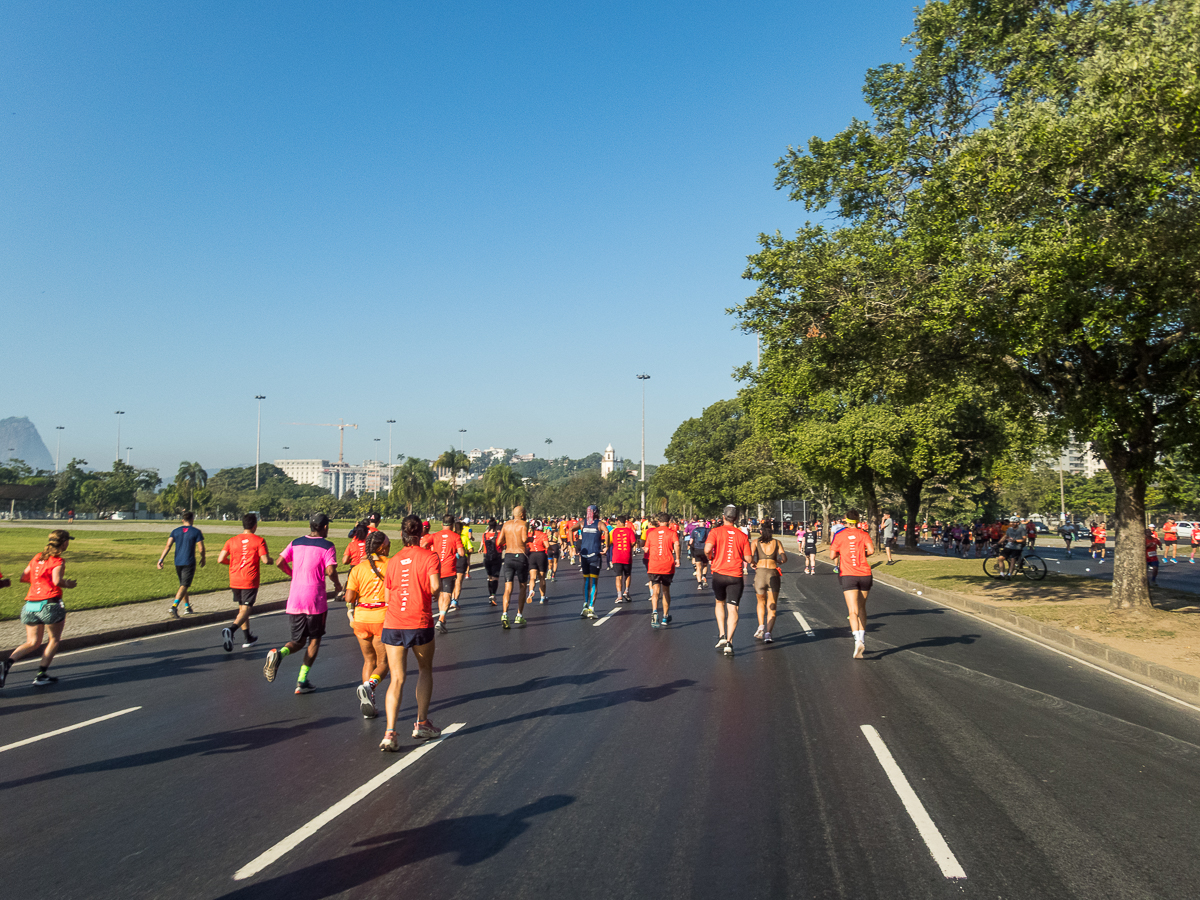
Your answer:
[871,570,1200,705]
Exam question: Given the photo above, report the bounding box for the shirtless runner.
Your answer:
[497,506,530,629]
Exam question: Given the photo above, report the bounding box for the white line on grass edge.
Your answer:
[860,725,966,880]
[0,706,142,753]
[233,722,465,881]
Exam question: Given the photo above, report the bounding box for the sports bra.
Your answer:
[752,539,782,567]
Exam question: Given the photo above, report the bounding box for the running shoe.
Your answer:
[490,596,498,606]
[715,637,728,649]
[169,605,180,620]
[449,600,459,611]
[184,604,195,615]
[539,596,547,605]
[32,673,59,686]
[549,573,556,582]
[580,606,589,619]
[295,680,316,694]
[701,578,708,588]
[853,641,865,660]
[222,627,233,653]
[515,614,526,626]
[380,730,400,752]
[437,618,448,634]
[264,649,281,682]
[357,683,377,718]
[502,614,510,629]
[764,632,773,643]
[0,657,11,688]
[242,634,259,648]
[412,719,441,739]
[662,614,672,626]
[651,611,659,628]
[586,607,598,619]
[754,627,764,641]
[723,644,734,658]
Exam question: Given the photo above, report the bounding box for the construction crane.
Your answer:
[291,419,358,464]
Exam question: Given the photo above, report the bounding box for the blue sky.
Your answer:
[2,1,917,477]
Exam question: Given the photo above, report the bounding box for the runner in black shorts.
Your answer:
[705,506,752,657]
[497,507,530,628]
[481,519,503,605]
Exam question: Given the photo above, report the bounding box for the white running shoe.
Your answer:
[753,627,764,641]
[853,641,865,659]
[715,637,728,649]
[723,644,734,657]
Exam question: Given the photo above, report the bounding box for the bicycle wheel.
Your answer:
[983,555,1002,579]
[1022,555,1047,581]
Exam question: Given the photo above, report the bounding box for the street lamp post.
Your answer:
[386,419,395,493]
[114,411,124,463]
[126,447,133,464]
[373,438,382,500]
[637,374,650,517]
[55,426,64,474]
[254,395,266,490]
[458,429,466,452]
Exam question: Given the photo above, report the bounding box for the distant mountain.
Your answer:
[0,417,55,472]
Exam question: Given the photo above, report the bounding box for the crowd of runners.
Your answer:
[14,501,1190,742]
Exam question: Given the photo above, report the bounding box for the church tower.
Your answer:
[601,444,615,478]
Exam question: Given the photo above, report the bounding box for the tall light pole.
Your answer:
[55,426,64,474]
[114,411,124,463]
[125,447,133,464]
[637,374,650,517]
[373,438,382,500]
[386,419,396,493]
[458,429,466,452]
[254,395,266,489]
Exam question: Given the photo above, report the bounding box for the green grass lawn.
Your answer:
[0,527,365,621]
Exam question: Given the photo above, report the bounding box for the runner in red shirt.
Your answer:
[2,530,76,688]
[429,515,465,634]
[379,515,443,749]
[609,515,638,602]
[342,521,368,569]
[645,513,680,628]
[829,508,875,659]
[1190,525,1200,563]
[217,513,272,651]
[528,522,551,603]
[1146,528,1163,585]
[704,505,753,657]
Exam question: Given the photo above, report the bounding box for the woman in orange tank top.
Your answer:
[2,530,77,689]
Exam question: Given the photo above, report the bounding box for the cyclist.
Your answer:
[1000,516,1026,579]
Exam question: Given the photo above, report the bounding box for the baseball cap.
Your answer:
[723,504,738,519]
[310,513,331,531]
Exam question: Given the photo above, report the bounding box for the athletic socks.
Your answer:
[368,675,381,689]
[279,647,292,658]
[298,664,311,682]
[853,630,865,644]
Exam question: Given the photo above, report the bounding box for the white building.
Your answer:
[274,458,393,499]
[601,444,616,478]
[1051,441,1108,478]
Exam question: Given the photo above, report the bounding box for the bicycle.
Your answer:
[983,547,1047,581]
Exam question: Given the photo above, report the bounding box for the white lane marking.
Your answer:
[860,725,966,880]
[233,722,465,881]
[593,606,621,627]
[792,610,815,636]
[890,587,1200,714]
[0,706,142,754]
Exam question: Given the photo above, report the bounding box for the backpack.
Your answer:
[692,525,709,547]
[483,533,501,558]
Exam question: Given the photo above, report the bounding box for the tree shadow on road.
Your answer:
[457,680,697,736]
[432,647,569,673]
[430,670,625,715]
[215,794,575,900]
[0,716,351,791]
[869,634,980,659]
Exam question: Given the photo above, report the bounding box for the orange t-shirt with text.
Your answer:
[645,526,679,574]
[430,529,463,578]
[831,528,872,576]
[707,525,750,577]
[25,554,65,601]
[384,545,439,630]
[222,533,270,589]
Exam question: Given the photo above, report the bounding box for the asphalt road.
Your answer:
[3,552,1199,899]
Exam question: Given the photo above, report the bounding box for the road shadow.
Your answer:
[870,634,980,659]
[0,716,351,791]
[432,648,569,673]
[868,608,947,619]
[430,670,625,714]
[0,694,107,716]
[216,794,575,900]
[459,680,697,736]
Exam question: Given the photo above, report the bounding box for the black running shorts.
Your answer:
[529,551,548,573]
[501,553,529,584]
[838,574,873,593]
[439,576,456,594]
[580,554,603,577]
[612,562,631,577]
[455,556,469,574]
[691,549,708,563]
[382,626,435,648]
[289,612,327,644]
[232,587,259,607]
[176,564,196,587]
[712,573,744,605]
[547,545,561,559]
[484,556,502,578]
[649,572,674,585]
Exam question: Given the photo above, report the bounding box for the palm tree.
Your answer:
[483,464,526,518]
[393,456,434,515]
[435,447,471,513]
[175,461,208,512]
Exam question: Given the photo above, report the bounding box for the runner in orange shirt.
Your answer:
[2,530,76,688]
[217,513,272,651]
[829,508,875,659]
[341,521,368,569]
[1163,519,1179,563]
[645,513,680,628]
[379,515,442,749]
[704,505,752,657]
[609,515,638,602]
[345,530,390,718]
[429,515,465,634]
[528,521,551,603]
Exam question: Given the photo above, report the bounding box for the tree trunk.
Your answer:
[861,472,880,538]
[902,477,924,548]
[1109,463,1151,609]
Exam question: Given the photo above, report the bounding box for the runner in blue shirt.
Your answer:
[157,511,205,618]
[578,506,608,619]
